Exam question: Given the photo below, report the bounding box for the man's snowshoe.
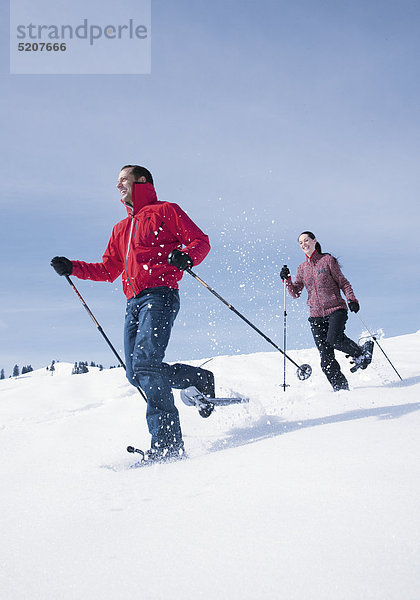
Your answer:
[180,386,215,417]
[180,386,249,418]
[127,444,186,466]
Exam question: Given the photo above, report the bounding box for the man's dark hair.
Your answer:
[121,165,154,185]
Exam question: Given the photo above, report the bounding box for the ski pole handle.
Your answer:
[280,264,290,281]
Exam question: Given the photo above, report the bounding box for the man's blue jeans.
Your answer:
[124,287,214,450]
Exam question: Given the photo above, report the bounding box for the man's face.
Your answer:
[116,168,136,205]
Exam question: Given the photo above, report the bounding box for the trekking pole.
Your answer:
[356,313,403,381]
[282,268,289,391]
[185,268,312,381]
[64,275,148,399]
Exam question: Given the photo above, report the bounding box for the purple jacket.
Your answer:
[286,251,358,318]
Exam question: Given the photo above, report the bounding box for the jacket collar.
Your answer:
[122,182,158,216]
[306,250,322,263]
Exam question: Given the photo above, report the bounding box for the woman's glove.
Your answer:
[348,301,360,313]
[280,265,290,280]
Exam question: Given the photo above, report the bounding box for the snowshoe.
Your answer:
[180,386,249,418]
[127,444,186,466]
[349,340,374,373]
[180,386,215,418]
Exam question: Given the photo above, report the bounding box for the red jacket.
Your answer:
[71,182,210,299]
[286,251,358,318]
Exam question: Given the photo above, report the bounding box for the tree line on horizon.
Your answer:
[0,360,123,379]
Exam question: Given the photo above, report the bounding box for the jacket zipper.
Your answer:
[125,215,137,297]
[310,259,325,317]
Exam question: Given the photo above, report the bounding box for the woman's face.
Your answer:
[298,233,317,256]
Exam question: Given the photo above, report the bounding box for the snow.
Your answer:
[1,331,419,599]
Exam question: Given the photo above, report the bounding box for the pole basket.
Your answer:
[297,364,312,380]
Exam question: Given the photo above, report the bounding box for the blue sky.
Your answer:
[1,0,419,376]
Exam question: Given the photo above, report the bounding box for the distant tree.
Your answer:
[99,364,103,371]
[72,361,89,375]
[22,365,33,374]
[13,364,20,377]
[0,369,5,380]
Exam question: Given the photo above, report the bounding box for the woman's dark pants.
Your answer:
[309,309,361,391]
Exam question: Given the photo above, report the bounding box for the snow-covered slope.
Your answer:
[1,332,419,600]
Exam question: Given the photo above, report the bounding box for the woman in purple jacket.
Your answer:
[280,231,373,391]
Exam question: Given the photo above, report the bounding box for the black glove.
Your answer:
[348,300,360,313]
[280,265,290,280]
[51,256,73,276]
[168,249,193,271]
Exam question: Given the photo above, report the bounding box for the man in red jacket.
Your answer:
[52,165,213,461]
